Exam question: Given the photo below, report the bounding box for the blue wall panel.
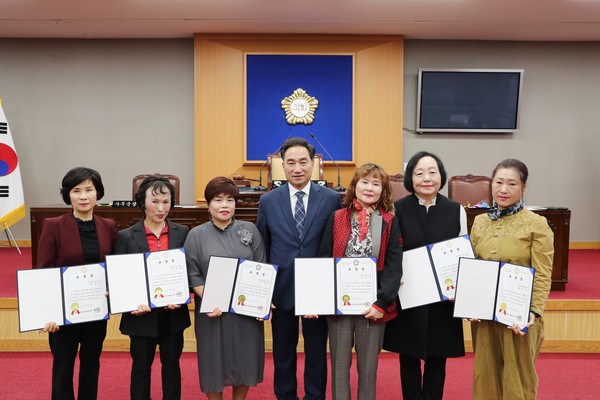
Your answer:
[246,55,353,161]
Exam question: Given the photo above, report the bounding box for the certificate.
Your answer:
[105,249,190,315]
[200,256,278,320]
[398,235,475,309]
[231,260,278,319]
[428,235,475,300]
[453,258,534,332]
[294,258,336,316]
[62,264,109,324]
[17,264,109,333]
[145,249,190,308]
[335,258,377,315]
[294,257,377,316]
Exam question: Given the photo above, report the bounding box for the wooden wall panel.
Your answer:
[194,35,404,203]
[2,298,598,352]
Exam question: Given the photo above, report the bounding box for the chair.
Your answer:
[447,174,492,206]
[389,173,411,201]
[267,153,324,189]
[132,173,181,205]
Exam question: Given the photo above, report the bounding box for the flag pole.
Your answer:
[1,222,22,255]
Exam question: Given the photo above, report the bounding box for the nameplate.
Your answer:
[111,200,138,208]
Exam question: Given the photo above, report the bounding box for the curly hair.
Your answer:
[343,163,394,213]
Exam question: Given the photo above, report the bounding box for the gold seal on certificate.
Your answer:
[281,88,319,125]
[336,257,377,315]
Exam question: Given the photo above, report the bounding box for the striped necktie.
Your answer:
[294,191,306,241]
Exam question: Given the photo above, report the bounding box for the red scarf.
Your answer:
[352,198,376,242]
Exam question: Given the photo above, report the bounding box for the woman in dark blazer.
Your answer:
[319,163,403,400]
[38,167,117,400]
[382,151,467,400]
[115,176,190,400]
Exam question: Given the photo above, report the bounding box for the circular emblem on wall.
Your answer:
[281,88,319,125]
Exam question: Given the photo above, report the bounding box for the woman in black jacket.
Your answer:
[382,151,467,400]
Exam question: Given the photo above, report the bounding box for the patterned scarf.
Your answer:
[352,198,376,242]
[487,197,525,221]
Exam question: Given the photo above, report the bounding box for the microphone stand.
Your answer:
[310,133,346,192]
[256,135,292,191]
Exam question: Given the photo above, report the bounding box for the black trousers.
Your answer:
[129,331,184,400]
[271,307,328,400]
[399,354,447,400]
[48,320,107,400]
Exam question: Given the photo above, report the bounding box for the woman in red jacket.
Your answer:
[318,163,403,400]
[38,167,117,400]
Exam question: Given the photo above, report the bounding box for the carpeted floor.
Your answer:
[2,248,599,398]
[0,351,598,399]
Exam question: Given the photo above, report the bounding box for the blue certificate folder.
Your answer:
[201,256,278,321]
[16,263,109,333]
[293,257,376,316]
[454,259,535,333]
[105,249,190,315]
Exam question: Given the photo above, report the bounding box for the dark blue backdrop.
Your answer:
[246,55,353,161]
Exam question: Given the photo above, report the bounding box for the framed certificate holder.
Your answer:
[194,34,404,203]
[453,258,535,332]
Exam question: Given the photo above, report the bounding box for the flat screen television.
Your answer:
[416,69,523,133]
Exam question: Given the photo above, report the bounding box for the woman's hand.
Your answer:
[40,321,59,333]
[363,306,384,320]
[165,304,181,311]
[132,304,151,316]
[207,307,222,318]
[465,318,480,322]
[303,314,319,319]
[257,304,276,322]
[508,312,535,336]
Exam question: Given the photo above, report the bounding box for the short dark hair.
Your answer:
[280,137,316,161]
[134,176,175,212]
[60,167,105,205]
[403,151,448,193]
[204,176,239,204]
[344,163,394,213]
[491,158,529,184]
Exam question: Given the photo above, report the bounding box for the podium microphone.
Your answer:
[256,135,292,191]
[310,133,345,192]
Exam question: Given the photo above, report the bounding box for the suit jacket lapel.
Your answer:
[131,219,151,253]
[65,213,85,261]
[167,220,182,249]
[303,182,324,239]
[278,184,300,243]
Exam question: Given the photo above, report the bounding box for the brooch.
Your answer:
[238,228,253,245]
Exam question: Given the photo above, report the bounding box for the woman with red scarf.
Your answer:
[318,163,403,400]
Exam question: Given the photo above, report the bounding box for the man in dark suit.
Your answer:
[257,137,343,400]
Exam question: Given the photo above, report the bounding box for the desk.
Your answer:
[465,208,571,291]
[30,206,258,267]
[30,206,570,290]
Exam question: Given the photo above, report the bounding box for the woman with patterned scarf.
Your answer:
[318,163,403,400]
[469,158,554,400]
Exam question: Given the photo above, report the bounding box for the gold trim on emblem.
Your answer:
[281,88,319,125]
